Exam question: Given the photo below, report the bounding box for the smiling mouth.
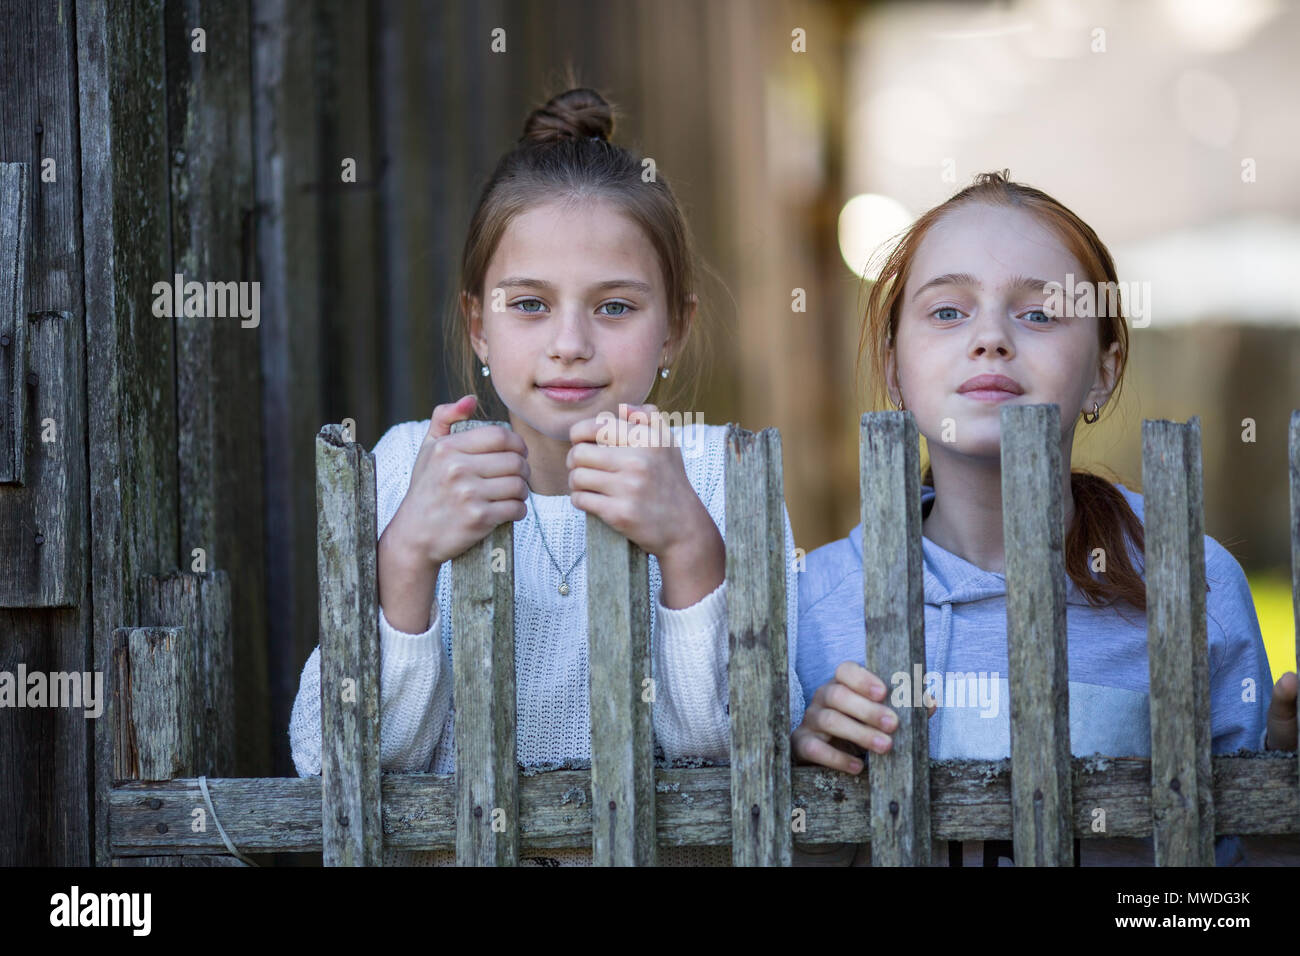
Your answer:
[537,383,604,403]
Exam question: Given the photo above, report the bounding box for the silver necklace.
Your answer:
[527,487,585,596]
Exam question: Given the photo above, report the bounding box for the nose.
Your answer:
[967,310,1014,359]
[548,303,595,363]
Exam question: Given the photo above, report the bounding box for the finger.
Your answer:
[474,475,530,503]
[796,733,865,774]
[567,441,621,471]
[823,681,899,733]
[569,415,607,446]
[464,450,530,481]
[568,465,620,496]
[427,395,477,440]
[810,706,892,755]
[479,498,527,527]
[440,423,528,458]
[831,661,889,702]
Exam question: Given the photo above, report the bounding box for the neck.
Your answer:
[509,413,572,496]
[922,444,1076,574]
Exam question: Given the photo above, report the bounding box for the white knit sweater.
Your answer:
[290,418,805,865]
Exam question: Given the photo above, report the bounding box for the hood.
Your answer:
[847,483,1133,609]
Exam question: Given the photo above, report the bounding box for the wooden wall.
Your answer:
[0,0,852,864]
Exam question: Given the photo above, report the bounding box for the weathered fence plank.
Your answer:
[137,571,233,777]
[725,425,792,866]
[859,411,928,865]
[107,753,1300,856]
[0,163,27,486]
[315,424,382,866]
[1000,404,1073,865]
[449,419,519,865]
[1142,417,1216,865]
[587,502,655,866]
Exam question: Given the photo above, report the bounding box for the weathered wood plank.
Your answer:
[0,163,27,485]
[252,0,324,779]
[79,0,180,867]
[315,423,382,866]
[1142,417,1216,865]
[726,425,792,866]
[137,572,233,777]
[107,754,1300,855]
[163,0,269,780]
[112,627,196,782]
[449,419,518,865]
[1000,404,1072,865]
[587,500,655,865]
[1291,410,1299,801]
[859,411,928,865]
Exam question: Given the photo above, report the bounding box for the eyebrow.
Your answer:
[495,276,654,295]
[910,273,1057,301]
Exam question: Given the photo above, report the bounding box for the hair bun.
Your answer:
[521,88,615,145]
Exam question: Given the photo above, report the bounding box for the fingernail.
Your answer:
[850,759,864,774]
[881,713,896,731]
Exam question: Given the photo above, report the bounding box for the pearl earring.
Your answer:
[659,366,670,379]
[481,363,490,377]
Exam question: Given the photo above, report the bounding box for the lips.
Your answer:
[957,373,1024,399]
[537,380,604,404]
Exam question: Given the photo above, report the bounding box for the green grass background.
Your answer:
[1249,572,1296,682]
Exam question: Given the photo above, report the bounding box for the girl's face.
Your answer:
[470,198,683,445]
[887,201,1120,461]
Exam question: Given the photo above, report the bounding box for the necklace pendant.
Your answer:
[558,580,570,597]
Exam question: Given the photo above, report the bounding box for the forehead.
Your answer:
[904,202,1086,296]
[489,198,658,281]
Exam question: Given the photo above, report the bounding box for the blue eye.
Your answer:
[598,301,633,317]
[1023,309,1051,323]
[513,298,546,314]
[932,306,962,322]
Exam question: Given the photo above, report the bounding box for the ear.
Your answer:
[463,291,488,363]
[1088,339,1121,409]
[884,342,902,407]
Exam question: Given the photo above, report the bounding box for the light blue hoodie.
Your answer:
[795,482,1274,866]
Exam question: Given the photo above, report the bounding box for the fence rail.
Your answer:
[107,409,1300,865]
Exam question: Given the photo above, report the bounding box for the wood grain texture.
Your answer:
[860,412,928,865]
[449,419,518,865]
[726,425,792,866]
[107,754,1300,856]
[1142,417,1215,865]
[78,0,179,867]
[586,506,655,865]
[137,571,233,777]
[315,423,382,866]
[1000,404,1072,865]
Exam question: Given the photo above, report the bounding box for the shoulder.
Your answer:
[799,526,864,617]
[1114,483,1256,647]
[372,418,427,467]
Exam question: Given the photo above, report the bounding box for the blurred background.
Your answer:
[323,0,1297,704]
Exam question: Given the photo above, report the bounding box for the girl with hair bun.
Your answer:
[290,88,804,866]
[793,171,1298,867]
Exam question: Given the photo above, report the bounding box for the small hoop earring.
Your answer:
[894,394,906,412]
[481,363,490,378]
[1082,401,1100,424]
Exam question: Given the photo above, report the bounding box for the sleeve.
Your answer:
[1205,541,1273,754]
[287,420,454,776]
[651,433,804,761]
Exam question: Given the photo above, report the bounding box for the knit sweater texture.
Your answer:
[290,418,805,865]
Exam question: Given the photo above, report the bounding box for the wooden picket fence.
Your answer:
[106,408,1300,865]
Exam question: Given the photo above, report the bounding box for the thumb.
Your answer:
[427,394,477,440]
